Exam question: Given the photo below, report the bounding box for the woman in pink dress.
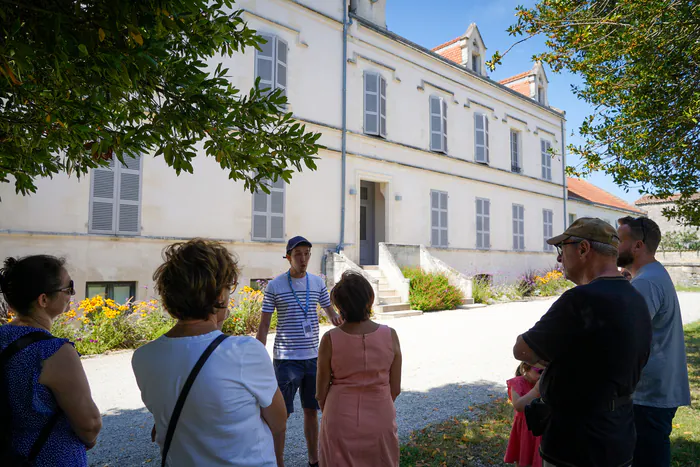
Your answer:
[504,362,543,467]
[316,271,402,467]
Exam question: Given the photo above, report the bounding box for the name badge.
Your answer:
[302,320,313,338]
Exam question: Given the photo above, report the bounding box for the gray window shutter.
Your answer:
[89,157,117,234]
[511,130,519,170]
[252,178,285,241]
[256,34,275,96]
[379,75,387,138]
[275,38,287,99]
[541,139,552,180]
[475,113,487,162]
[116,155,142,235]
[430,96,444,153]
[364,72,379,136]
[441,98,448,153]
[484,115,490,162]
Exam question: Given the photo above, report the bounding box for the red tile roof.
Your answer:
[567,178,644,214]
[435,44,462,64]
[432,37,461,52]
[499,70,532,85]
[636,193,700,205]
[505,80,530,97]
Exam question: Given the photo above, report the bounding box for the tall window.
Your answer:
[541,139,552,181]
[89,155,142,235]
[255,34,288,98]
[543,209,554,251]
[431,190,448,247]
[252,179,285,241]
[512,204,525,251]
[429,95,448,153]
[476,198,490,249]
[472,54,481,74]
[475,113,489,163]
[364,71,387,138]
[510,130,521,173]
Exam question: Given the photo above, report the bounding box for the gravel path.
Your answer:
[85,293,700,466]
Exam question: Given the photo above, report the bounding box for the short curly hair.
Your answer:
[331,270,374,323]
[153,239,239,320]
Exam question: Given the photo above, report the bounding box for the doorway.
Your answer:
[359,181,386,265]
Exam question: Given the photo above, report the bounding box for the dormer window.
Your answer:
[472,54,481,74]
[537,86,545,104]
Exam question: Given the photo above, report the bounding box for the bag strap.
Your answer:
[161,334,228,467]
[1,331,58,464]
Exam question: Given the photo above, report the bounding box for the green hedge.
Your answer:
[402,268,464,311]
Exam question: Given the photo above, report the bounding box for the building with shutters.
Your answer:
[0,0,640,303]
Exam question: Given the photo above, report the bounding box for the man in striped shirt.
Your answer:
[256,236,342,467]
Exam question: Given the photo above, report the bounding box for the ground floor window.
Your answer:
[86,282,136,304]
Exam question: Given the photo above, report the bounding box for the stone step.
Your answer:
[462,298,475,305]
[458,303,488,310]
[374,309,423,320]
[362,265,380,271]
[364,269,384,278]
[378,295,402,305]
[374,302,412,313]
[378,287,396,295]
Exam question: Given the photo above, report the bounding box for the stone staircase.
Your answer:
[362,266,422,319]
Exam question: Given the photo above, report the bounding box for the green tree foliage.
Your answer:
[0,0,322,196]
[488,0,700,226]
[660,230,700,252]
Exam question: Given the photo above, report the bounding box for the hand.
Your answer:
[330,312,343,327]
[151,424,156,443]
[534,380,541,397]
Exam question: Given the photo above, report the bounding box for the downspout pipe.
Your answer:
[336,0,349,254]
[561,117,567,228]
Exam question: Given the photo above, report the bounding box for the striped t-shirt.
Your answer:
[262,272,331,360]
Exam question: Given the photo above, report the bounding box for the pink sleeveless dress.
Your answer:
[504,376,542,467]
[319,325,399,466]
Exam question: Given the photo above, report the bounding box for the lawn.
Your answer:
[676,285,700,293]
[400,322,700,466]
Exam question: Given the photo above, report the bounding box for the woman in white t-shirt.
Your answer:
[131,239,287,467]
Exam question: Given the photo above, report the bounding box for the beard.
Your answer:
[617,249,634,268]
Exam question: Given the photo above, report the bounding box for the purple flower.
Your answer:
[89,339,97,343]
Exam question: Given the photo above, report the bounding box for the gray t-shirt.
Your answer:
[631,261,691,408]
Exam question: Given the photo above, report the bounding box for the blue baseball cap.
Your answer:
[285,236,312,256]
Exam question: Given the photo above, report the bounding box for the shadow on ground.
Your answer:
[88,380,504,467]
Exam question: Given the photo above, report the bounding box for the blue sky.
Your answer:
[385,0,644,205]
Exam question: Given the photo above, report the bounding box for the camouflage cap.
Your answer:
[546,217,620,247]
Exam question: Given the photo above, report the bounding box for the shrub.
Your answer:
[402,268,464,311]
[533,268,573,296]
[221,286,277,336]
[471,276,495,304]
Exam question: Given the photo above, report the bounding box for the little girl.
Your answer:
[504,362,543,467]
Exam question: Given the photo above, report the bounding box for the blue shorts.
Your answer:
[273,358,320,414]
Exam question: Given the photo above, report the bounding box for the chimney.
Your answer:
[349,0,387,29]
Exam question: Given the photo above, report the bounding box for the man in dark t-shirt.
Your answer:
[513,218,652,467]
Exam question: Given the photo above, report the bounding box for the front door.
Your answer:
[359,181,375,265]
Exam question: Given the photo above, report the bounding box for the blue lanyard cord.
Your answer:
[287,271,310,320]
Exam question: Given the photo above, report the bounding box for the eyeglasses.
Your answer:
[555,240,582,256]
[50,280,75,296]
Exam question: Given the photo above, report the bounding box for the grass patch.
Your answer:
[676,285,700,293]
[400,323,700,466]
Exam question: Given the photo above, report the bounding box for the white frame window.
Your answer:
[430,190,448,247]
[476,198,490,249]
[364,71,387,138]
[541,139,552,181]
[429,95,448,153]
[569,213,577,227]
[89,155,142,235]
[543,209,554,251]
[472,53,481,74]
[510,129,521,173]
[252,178,285,242]
[475,113,489,163]
[512,204,525,251]
[255,34,288,99]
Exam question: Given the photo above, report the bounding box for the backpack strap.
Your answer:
[161,334,228,467]
[1,330,59,463]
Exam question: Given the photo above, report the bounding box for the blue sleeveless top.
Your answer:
[0,325,88,466]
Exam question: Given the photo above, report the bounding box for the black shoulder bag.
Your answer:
[1,331,62,467]
[160,334,228,467]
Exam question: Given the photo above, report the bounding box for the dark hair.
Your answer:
[153,239,239,321]
[331,271,374,323]
[618,216,662,254]
[0,255,66,315]
[515,362,533,377]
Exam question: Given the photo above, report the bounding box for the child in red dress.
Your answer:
[504,362,543,467]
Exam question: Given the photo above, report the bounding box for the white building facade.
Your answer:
[0,0,637,302]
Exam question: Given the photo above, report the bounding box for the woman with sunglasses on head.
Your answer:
[504,362,544,467]
[0,255,102,466]
[131,239,287,467]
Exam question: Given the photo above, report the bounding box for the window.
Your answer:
[538,86,545,105]
[89,155,142,235]
[476,198,490,249]
[472,54,481,74]
[86,282,136,304]
[475,113,489,163]
[541,139,552,180]
[543,209,554,251]
[568,213,577,227]
[513,204,525,250]
[510,130,521,173]
[431,190,448,247]
[429,95,447,153]
[255,34,288,99]
[252,178,285,241]
[364,71,387,138]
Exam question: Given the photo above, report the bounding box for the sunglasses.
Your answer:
[533,367,544,374]
[50,280,75,296]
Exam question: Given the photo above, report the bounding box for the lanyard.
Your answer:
[287,271,310,320]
